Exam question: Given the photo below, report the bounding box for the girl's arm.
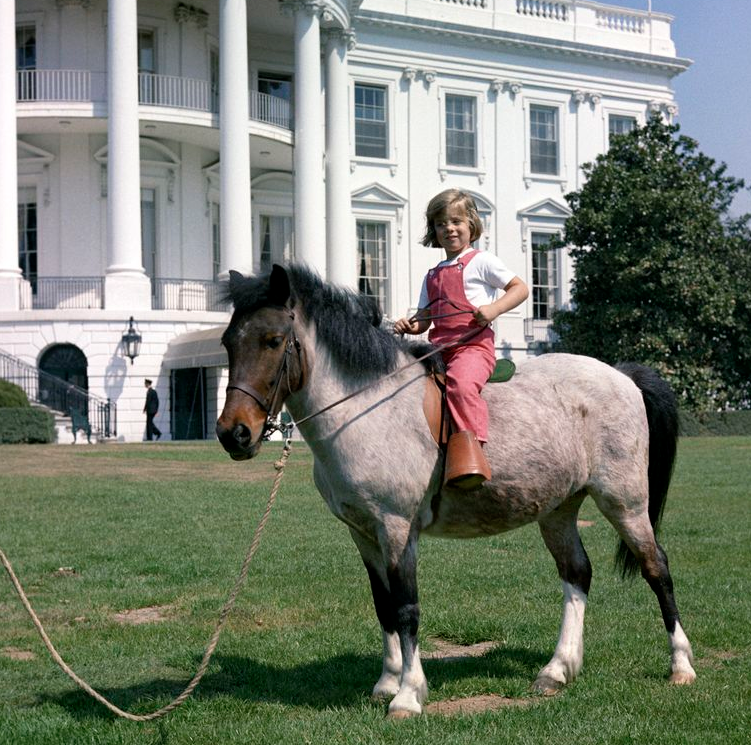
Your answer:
[474,276,529,326]
[394,310,431,335]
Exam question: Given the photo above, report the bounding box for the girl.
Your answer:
[394,189,529,489]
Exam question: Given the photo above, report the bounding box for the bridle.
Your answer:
[225,309,303,440]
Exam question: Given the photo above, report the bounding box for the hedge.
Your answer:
[0,379,29,408]
[0,408,56,444]
[680,410,751,437]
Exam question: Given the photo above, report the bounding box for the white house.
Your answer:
[0,0,690,441]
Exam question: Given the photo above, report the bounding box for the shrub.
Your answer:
[0,408,56,443]
[0,379,30,408]
[679,410,751,437]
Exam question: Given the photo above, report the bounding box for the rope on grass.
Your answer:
[0,441,292,722]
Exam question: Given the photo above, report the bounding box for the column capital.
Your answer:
[280,0,327,18]
[55,0,93,8]
[322,26,356,50]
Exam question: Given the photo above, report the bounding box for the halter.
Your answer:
[225,309,303,441]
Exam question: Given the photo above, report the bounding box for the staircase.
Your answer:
[0,349,117,441]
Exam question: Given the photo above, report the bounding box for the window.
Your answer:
[16,25,36,100]
[141,188,157,282]
[258,71,292,103]
[530,105,559,175]
[137,29,156,74]
[531,232,559,320]
[16,26,36,70]
[18,197,38,293]
[609,114,637,137]
[445,94,477,167]
[259,215,294,273]
[210,202,221,280]
[357,221,389,312]
[355,84,388,159]
[209,48,219,114]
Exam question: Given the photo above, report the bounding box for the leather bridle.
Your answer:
[225,310,303,440]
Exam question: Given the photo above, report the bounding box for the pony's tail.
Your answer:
[613,363,679,579]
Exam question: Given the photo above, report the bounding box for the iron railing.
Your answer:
[16,69,91,102]
[29,277,105,310]
[0,349,116,439]
[152,278,230,312]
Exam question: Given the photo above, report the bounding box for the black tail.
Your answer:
[613,363,679,578]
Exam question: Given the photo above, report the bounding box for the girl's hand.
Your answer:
[394,317,420,335]
[473,305,498,327]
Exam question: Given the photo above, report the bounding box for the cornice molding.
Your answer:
[353,10,692,77]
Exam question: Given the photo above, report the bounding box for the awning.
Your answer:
[162,326,228,369]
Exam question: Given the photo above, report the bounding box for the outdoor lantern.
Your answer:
[122,316,142,365]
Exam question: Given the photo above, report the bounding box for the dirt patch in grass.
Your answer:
[2,647,36,661]
[113,605,173,625]
[701,647,741,669]
[577,520,595,528]
[423,637,499,661]
[425,694,534,716]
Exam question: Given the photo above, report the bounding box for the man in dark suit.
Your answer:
[143,379,162,441]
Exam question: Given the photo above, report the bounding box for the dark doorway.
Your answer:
[170,367,207,440]
[38,344,88,414]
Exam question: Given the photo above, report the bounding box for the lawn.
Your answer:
[0,437,749,744]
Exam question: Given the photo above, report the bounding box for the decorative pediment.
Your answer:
[351,183,406,207]
[93,138,181,167]
[17,140,55,166]
[517,198,572,221]
[251,171,293,194]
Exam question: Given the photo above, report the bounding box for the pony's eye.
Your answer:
[266,335,284,349]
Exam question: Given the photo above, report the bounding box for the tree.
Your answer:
[552,116,750,411]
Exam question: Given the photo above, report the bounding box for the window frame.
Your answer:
[530,231,561,322]
[18,189,39,293]
[603,106,644,149]
[444,92,478,168]
[356,219,391,315]
[354,82,389,160]
[350,77,397,169]
[523,98,568,188]
[438,86,485,180]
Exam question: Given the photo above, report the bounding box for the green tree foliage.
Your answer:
[553,116,750,411]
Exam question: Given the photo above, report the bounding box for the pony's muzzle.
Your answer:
[215,418,261,460]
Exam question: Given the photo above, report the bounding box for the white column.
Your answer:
[104,0,150,310]
[219,0,252,277]
[292,1,326,273]
[324,28,356,289]
[0,0,22,310]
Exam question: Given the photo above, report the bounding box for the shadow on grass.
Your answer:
[42,646,549,721]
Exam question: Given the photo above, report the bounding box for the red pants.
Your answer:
[442,342,496,443]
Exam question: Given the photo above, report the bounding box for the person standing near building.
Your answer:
[143,379,162,441]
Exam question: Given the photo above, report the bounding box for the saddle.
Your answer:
[423,359,515,490]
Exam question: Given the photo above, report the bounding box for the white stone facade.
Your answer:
[1,0,689,441]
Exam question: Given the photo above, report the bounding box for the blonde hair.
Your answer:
[420,189,483,247]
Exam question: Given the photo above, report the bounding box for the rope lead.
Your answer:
[0,440,291,722]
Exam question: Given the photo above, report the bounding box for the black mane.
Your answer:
[224,264,438,378]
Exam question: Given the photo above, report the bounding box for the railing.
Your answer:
[595,7,646,34]
[17,69,293,130]
[516,0,569,21]
[249,89,292,130]
[152,278,230,312]
[524,317,558,345]
[0,349,116,439]
[138,72,213,111]
[16,69,91,102]
[30,277,104,310]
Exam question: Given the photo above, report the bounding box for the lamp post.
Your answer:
[121,316,142,364]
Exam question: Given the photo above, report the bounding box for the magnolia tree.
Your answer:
[553,117,751,411]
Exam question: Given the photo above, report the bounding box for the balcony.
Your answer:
[16,70,292,131]
[19,277,229,313]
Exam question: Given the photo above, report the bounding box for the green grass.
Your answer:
[1,437,749,744]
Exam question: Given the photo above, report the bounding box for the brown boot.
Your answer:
[444,431,492,490]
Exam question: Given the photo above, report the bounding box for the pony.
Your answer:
[216,264,696,718]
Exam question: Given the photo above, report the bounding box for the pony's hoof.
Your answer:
[532,675,564,696]
[669,670,696,686]
[387,708,420,720]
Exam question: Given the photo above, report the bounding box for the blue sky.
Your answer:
[614,0,751,215]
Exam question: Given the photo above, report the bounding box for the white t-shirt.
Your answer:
[418,248,517,309]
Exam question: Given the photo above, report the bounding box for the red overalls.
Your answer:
[426,250,496,443]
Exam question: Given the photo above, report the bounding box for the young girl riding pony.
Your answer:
[394,189,529,489]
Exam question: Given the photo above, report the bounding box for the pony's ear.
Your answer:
[269,264,293,308]
[228,270,244,295]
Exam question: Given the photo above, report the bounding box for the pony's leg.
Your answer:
[350,524,427,717]
[606,510,696,684]
[534,494,592,694]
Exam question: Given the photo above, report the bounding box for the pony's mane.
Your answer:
[225,264,436,378]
